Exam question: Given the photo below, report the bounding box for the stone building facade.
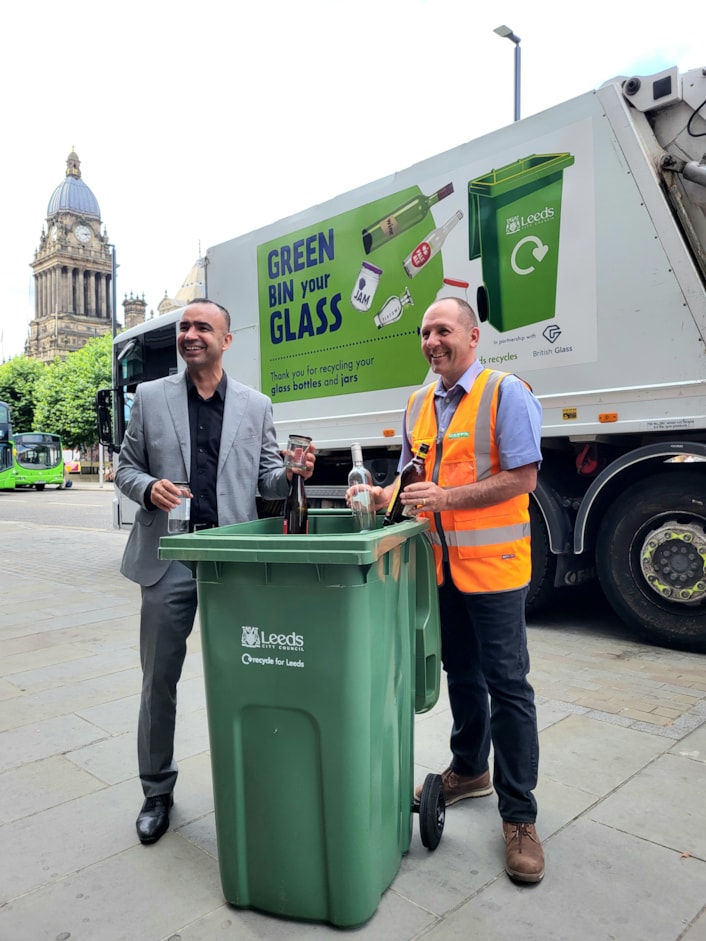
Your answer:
[26,150,114,363]
[123,294,148,331]
[156,256,207,317]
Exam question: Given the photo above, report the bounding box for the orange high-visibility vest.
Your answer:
[406,369,531,593]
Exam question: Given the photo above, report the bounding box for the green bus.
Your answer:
[0,401,15,491]
[12,432,65,490]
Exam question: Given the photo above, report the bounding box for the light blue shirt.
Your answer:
[399,361,542,471]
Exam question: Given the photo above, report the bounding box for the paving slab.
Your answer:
[0,837,223,941]
[538,712,672,794]
[0,712,109,773]
[683,909,706,940]
[672,721,706,760]
[421,818,706,941]
[591,751,706,859]
[0,754,105,825]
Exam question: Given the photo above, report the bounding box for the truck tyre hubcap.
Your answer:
[640,523,706,602]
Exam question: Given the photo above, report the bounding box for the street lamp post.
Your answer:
[100,242,119,490]
[108,243,118,338]
[494,25,521,122]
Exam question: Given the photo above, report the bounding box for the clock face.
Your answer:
[75,225,91,243]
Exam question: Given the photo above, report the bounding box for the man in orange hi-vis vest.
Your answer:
[360,296,545,883]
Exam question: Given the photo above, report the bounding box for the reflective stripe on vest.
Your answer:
[407,369,531,593]
[426,522,531,547]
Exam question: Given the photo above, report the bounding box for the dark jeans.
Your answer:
[438,569,539,822]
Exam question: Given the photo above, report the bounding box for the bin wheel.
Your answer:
[419,773,445,851]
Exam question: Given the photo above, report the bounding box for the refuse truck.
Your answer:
[98,63,706,653]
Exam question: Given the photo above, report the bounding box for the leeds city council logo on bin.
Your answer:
[241,625,304,652]
[241,626,261,647]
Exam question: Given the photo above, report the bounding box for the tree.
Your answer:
[0,356,46,431]
[33,334,112,449]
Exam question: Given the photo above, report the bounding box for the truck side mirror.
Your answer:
[96,389,119,453]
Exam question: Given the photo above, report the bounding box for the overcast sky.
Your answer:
[0,0,701,360]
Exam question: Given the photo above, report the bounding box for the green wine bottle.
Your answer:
[362,183,454,255]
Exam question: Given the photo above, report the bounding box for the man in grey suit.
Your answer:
[115,298,315,844]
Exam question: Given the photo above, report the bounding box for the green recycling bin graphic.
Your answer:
[468,153,574,332]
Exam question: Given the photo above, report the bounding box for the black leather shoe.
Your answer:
[136,793,174,844]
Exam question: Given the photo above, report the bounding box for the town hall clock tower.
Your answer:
[26,150,114,363]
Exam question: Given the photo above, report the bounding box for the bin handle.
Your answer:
[468,192,482,261]
[413,534,441,714]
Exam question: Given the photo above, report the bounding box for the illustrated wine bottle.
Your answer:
[283,473,309,534]
[403,210,464,278]
[362,183,454,255]
[383,442,431,526]
[348,443,376,532]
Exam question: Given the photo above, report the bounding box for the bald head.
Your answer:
[430,296,478,330]
[186,298,231,331]
[420,296,481,388]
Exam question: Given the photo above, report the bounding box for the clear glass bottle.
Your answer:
[362,183,454,254]
[403,210,464,278]
[348,443,376,532]
[283,473,308,534]
[373,287,414,329]
[383,442,431,526]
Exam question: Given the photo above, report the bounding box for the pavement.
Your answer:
[1,481,706,940]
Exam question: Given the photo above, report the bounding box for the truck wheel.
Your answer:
[527,500,556,615]
[596,472,706,652]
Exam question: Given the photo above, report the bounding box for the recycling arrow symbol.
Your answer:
[510,236,549,276]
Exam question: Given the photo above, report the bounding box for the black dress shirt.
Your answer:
[186,372,227,529]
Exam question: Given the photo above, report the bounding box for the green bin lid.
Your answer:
[158,510,430,566]
[469,152,575,198]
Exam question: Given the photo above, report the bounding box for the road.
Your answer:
[0,479,116,532]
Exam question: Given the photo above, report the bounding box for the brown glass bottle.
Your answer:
[283,473,308,534]
[383,443,431,526]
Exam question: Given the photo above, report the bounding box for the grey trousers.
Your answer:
[137,561,197,797]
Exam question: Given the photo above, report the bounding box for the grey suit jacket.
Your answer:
[115,371,289,587]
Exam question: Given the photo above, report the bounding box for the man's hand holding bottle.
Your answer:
[285,442,316,481]
[345,483,387,511]
[398,480,447,515]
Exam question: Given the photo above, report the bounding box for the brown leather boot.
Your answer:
[503,821,545,883]
[415,766,493,805]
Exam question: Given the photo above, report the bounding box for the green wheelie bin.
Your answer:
[159,510,443,928]
[468,152,575,331]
